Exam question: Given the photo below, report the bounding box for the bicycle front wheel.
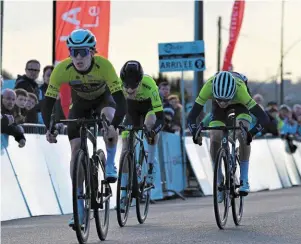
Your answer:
[136,160,151,224]
[72,149,91,244]
[116,152,133,227]
[213,147,230,229]
[231,153,244,226]
[94,149,111,241]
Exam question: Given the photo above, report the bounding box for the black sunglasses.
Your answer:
[69,48,90,58]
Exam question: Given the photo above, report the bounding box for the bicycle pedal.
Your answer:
[105,177,117,184]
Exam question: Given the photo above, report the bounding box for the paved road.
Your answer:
[2,187,301,244]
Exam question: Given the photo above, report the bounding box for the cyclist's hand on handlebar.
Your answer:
[46,129,58,143]
[193,133,203,146]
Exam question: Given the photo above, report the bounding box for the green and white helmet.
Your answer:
[212,71,236,100]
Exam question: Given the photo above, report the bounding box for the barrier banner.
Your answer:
[222,0,245,71]
[161,132,185,195]
[53,1,111,118]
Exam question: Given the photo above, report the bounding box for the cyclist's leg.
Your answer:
[144,111,159,184]
[234,105,252,194]
[209,101,227,203]
[98,91,118,181]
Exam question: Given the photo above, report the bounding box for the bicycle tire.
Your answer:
[136,153,151,224]
[94,149,110,241]
[231,154,244,226]
[213,147,230,230]
[116,152,133,227]
[72,149,91,244]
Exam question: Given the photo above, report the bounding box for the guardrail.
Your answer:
[1,130,301,221]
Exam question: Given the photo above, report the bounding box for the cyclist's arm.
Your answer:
[111,90,127,128]
[105,61,127,128]
[187,77,213,134]
[150,86,164,134]
[42,65,64,129]
[236,82,270,136]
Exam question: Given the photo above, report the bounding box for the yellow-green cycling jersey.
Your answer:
[195,75,257,110]
[123,75,163,113]
[45,55,123,100]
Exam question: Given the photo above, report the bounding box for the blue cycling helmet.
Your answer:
[66,29,96,49]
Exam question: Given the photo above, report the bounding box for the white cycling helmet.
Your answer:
[212,71,236,100]
[66,29,96,49]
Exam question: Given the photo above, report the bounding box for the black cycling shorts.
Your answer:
[210,101,252,127]
[67,90,116,140]
[122,98,153,127]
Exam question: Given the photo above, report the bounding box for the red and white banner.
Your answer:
[222,0,245,71]
[53,1,110,118]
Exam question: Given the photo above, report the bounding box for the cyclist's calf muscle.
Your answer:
[236,119,251,161]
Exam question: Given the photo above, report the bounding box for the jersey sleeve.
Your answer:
[45,62,67,99]
[195,76,214,106]
[234,79,257,110]
[104,59,123,94]
[151,86,163,113]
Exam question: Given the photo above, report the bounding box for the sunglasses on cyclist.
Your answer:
[216,98,231,104]
[69,48,90,58]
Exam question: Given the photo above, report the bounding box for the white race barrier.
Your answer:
[267,139,300,186]
[2,133,301,221]
[185,137,212,195]
[39,135,72,214]
[249,139,281,191]
[1,149,30,221]
[292,142,301,177]
[6,134,62,216]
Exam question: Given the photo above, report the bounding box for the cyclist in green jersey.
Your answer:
[118,61,164,209]
[42,29,126,227]
[188,71,270,200]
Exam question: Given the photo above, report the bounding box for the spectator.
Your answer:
[1,89,26,148]
[168,94,182,132]
[39,65,53,98]
[38,65,65,123]
[1,89,16,114]
[14,59,41,123]
[293,104,301,120]
[162,107,175,133]
[13,88,28,124]
[25,93,39,123]
[279,105,298,136]
[159,82,171,107]
[253,93,264,108]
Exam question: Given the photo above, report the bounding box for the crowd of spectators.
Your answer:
[1,59,65,148]
[2,62,301,151]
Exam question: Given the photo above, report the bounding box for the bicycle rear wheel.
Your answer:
[135,159,151,224]
[231,153,244,225]
[116,152,133,227]
[94,149,111,241]
[72,149,91,244]
[213,147,230,229]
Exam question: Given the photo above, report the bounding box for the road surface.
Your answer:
[2,187,301,244]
